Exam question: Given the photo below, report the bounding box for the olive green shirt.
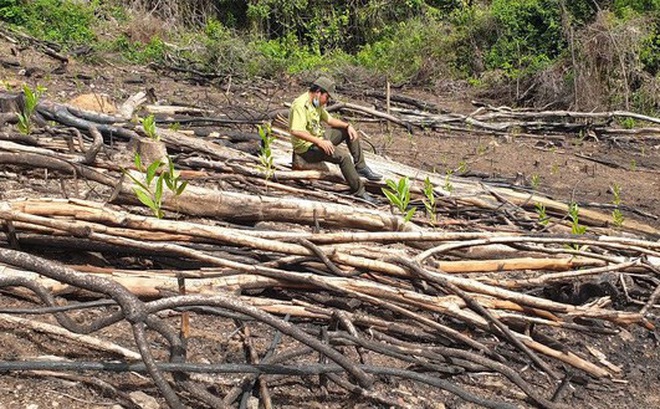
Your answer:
[288,92,332,154]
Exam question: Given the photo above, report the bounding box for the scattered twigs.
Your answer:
[393,257,561,379]
[27,369,141,409]
[145,295,373,388]
[0,313,141,360]
[340,331,570,409]
[490,259,641,289]
[0,248,184,409]
[640,261,660,316]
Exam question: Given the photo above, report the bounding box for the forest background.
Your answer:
[2,0,660,117]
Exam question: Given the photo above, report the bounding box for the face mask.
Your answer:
[312,97,320,108]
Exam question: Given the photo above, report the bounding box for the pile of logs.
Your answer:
[0,89,658,409]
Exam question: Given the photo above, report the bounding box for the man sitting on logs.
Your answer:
[288,76,382,204]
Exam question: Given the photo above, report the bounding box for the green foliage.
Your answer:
[612,208,625,227]
[124,153,188,219]
[163,155,189,196]
[17,83,46,135]
[567,202,587,250]
[1,0,96,49]
[551,163,559,175]
[486,0,564,78]
[254,32,327,75]
[257,123,276,180]
[443,170,455,194]
[422,176,437,223]
[535,202,549,226]
[639,22,660,76]
[610,183,625,227]
[530,173,541,190]
[564,1,600,25]
[382,176,416,222]
[444,5,496,79]
[113,35,168,65]
[611,183,622,206]
[247,0,426,55]
[6,0,660,114]
[127,154,166,219]
[618,117,637,129]
[612,0,660,17]
[456,160,468,174]
[356,19,430,83]
[189,22,271,78]
[0,0,27,23]
[568,202,587,235]
[140,114,159,141]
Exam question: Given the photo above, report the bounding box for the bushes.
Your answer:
[1,0,96,49]
[111,34,168,65]
[356,17,453,84]
[4,0,660,113]
[0,0,27,24]
[487,0,564,77]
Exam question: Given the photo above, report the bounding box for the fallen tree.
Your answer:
[0,90,658,409]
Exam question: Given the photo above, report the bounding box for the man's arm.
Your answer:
[290,128,335,155]
[326,117,359,141]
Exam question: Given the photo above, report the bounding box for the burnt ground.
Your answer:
[0,39,659,409]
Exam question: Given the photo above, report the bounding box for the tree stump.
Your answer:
[0,92,23,114]
[67,93,117,114]
[137,138,169,165]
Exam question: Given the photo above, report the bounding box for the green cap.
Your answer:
[312,76,336,97]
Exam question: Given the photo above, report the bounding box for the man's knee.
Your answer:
[335,151,352,166]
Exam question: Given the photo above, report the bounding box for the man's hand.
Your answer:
[317,138,335,155]
[347,124,358,141]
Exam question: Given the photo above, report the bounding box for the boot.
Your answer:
[357,166,383,181]
[355,191,379,205]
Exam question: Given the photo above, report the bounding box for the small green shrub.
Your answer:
[443,170,455,194]
[257,123,276,180]
[566,202,587,250]
[610,183,625,227]
[382,176,416,222]
[534,202,549,226]
[568,202,587,236]
[456,160,469,174]
[140,114,159,141]
[422,176,437,223]
[530,173,541,190]
[619,117,637,129]
[17,83,46,135]
[123,153,188,219]
[612,208,625,227]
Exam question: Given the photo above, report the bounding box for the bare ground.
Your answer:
[0,39,659,409]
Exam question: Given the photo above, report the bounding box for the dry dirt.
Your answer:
[0,39,659,409]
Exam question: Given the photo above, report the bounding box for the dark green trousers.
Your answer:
[298,127,367,195]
